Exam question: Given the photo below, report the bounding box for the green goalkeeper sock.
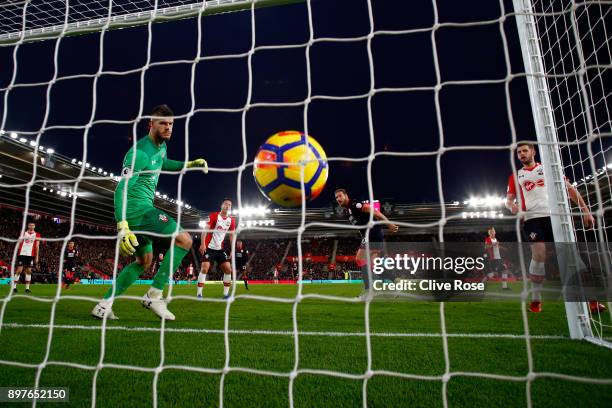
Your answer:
[152,245,189,290]
[103,262,144,299]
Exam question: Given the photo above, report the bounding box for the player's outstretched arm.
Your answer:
[565,179,595,228]
[361,204,399,232]
[162,158,208,174]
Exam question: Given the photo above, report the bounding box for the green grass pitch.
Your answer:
[0,283,611,407]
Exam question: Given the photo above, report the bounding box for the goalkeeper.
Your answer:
[92,104,207,321]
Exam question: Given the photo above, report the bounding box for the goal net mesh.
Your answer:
[0,0,610,407]
[530,0,612,338]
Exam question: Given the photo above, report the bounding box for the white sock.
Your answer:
[501,272,508,288]
[147,287,163,300]
[223,274,231,296]
[25,274,31,290]
[529,260,546,302]
[197,272,207,296]
[13,274,20,289]
[531,281,543,301]
[100,298,113,308]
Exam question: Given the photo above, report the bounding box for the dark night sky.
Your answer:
[0,0,545,211]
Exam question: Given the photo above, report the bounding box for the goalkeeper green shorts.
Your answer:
[127,208,181,258]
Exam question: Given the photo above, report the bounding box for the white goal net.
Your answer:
[0,0,610,407]
[518,0,612,342]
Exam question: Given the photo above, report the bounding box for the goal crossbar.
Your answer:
[0,0,305,45]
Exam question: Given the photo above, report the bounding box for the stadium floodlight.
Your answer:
[109,172,114,177]
[91,166,97,171]
[162,194,167,199]
[10,132,17,139]
[466,195,505,208]
[78,161,83,165]
[1,1,610,406]
[98,168,103,174]
[155,191,161,197]
[46,148,54,154]
[0,130,4,135]
[198,220,207,228]
[29,140,36,147]
[85,163,90,168]
[71,158,77,163]
[607,163,612,170]
[18,137,27,143]
[103,171,108,176]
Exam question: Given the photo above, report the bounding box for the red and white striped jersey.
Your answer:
[485,237,501,259]
[507,163,551,220]
[18,231,41,257]
[203,212,235,250]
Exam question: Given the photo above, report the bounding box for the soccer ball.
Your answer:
[253,130,328,207]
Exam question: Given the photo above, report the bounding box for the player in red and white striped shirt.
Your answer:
[197,198,236,299]
[505,142,600,313]
[14,222,41,294]
[484,227,510,290]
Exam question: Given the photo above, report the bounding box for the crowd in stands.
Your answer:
[1,205,535,283]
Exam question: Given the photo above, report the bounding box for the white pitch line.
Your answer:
[0,323,585,340]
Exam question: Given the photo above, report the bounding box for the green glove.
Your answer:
[117,221,139,256]
[187,158,208,174]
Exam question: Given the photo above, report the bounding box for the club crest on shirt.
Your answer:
[159,214,168,223]
[529,232,537,241]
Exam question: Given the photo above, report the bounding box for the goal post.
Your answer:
[512,0,612,346]
[0,0,305,45]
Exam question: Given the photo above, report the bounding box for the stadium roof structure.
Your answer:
[2,131,610,237]
[0,133,205,228]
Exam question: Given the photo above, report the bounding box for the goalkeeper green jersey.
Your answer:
[114,134,184,221]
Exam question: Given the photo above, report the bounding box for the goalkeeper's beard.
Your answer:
[153,132,171,144]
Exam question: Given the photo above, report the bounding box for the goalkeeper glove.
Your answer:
[117,221,139,256]
[187,158,208,174]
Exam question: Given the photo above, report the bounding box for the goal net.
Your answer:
[514,0,612,344]
[0,0,611,407]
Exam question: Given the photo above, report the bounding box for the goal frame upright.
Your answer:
[512,0,611,347]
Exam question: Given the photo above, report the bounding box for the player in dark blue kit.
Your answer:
[63,240,79,289]
[334,188,398,294]
[234,240,250,290]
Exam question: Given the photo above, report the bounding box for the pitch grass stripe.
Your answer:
[1,323,593,340]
